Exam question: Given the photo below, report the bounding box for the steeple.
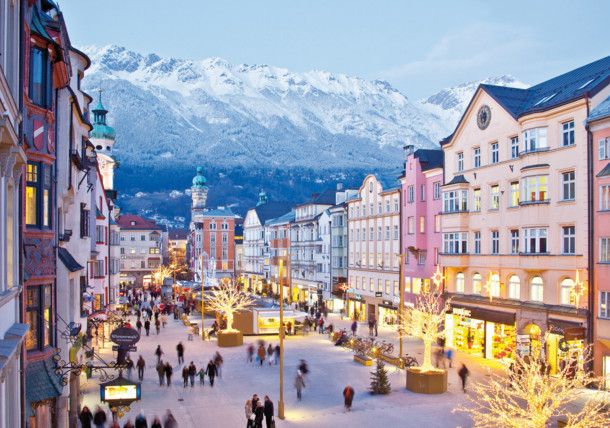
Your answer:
[92,89,108,125]
[90,88,116,141]
[191,166,208,210]
[256,189,267,206]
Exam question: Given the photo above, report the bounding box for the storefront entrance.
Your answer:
[347,299,366,322]
[603,356,610,391]
[546,320,585,376]
[379,303,397,327]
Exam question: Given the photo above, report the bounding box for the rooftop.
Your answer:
[588,95,610,123]
[265,210,295,226]
[253,201,294,224]
[116,214,163,230]
[414,149,444,171]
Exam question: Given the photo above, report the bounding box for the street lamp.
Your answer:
[398,253,406,358]
[200,254,205,340]
[278,258,286,419]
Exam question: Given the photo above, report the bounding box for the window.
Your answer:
[25,162,51,227]
[600,237,610,263]
[149,247,160,254]
[385,280,391,295]
[435,215,441,233]
[473,147,481,168]
[510,137,519,159]
[489,273,500,298]
[524,228,548,254]
[25,285,52,351]
[472,273,482,294]
[443,232,468,254]
[29,47,50,107]
[408,217,414,234]
[523,128,548,152]
[600,138,610,160]
[418,251,426,265]
[433,182,441,200]
[369,227,374,240]
[600,185,610,211]
[490,142,499,164]
[393,225,399,240]
[96,226,106,244]
[491,230,499,254]
[419,216,425,233]
[412,278,421,295]
[408,186,414,203]
[522,176,548,202]
[562,121,575,146]
[510,230,519,254]
[443,190,468,213]
[562,226,575,255]
[560,278,575,305]
[457,152,464,172]
[473,188,481,212]
[508,275,520,299]
[420,185,426,202]
[473,231,481,254]
[510,182,520,207]
[455,272,465,293]
[600,291,610,319]
[377,226,382,240]
[530,277,544,302]
[490,185,500,210]
[561,171,575,201]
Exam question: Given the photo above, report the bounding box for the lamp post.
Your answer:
[201,254,205,340]
[398,253,406,358]
[278,258,286,419]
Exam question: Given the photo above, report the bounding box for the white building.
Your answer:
[0,1,28,425]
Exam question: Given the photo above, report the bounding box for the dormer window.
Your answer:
[130,221,136,226]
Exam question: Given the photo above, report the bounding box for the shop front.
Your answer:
[347,295,367,322]
[378,300,398,327]
[445,305,516,361]
[545,319,586,376]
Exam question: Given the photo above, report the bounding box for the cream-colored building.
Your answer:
[440,56,610,372]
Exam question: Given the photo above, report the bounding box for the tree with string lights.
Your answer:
[455,345,610,428]
[206,281,254,334]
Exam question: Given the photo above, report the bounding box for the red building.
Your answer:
[190,209,236,279]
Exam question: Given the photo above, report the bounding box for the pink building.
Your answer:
[400,146,444,307]
[588,96,610,389]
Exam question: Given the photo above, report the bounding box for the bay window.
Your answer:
[25,162,52,228]
[523,228,548,254]
[443,232,468,254]
[522,175,548,202]
[523,128,548,152]
[25,285,53,351]
[443,189,468,213]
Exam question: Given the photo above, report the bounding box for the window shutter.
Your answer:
[600,139,607,160]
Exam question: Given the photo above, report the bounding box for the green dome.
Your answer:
[91,123,116,140]
[192,166,207,188]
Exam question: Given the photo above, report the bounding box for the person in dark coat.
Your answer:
[251,394,259,413]
[182,366,189,387]
[155,318,160,335]
[93,406,107,428]
[350,320,357,336]
[156,360,165,386]
[144,319,151,336]
[164,362,173,387]
[205,360,217,386]
[134,411,147,428]
[136,319,142,334]
[188,361,197,387]
[176,342,185,365]
[458,363,470,393]
[136,355,146,381]
[343,385,354,411]
[79,406,93,428]
[150,416,162,428]
[163,410,177,428]
[154,345,163,364]
[254,401,264,428]
[263,396,274,428]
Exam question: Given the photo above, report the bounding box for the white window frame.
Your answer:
[442,190,468,213]
[600,237,610,263]
[562,226,575,255]
[457,152,464,172]
[490,185,500,210]
[560,278,575,306]
[473,188,481,212]
[522,175,548,203]
[473,147,481,168]
[473,231,481,254]
[455,272,465,293]
[508,275,520,299]
[530,276,544,302]
[510,229,519,254]
[509,182,520,207]
[491,230,499,254]
[562,120,575,147]
[523,127,548,153]
[561,171,575,201]
[490,142,499,164]
[433,182,441,200]
[472,273,482,295]
[599,185,610,211]
[599,138,610,160]
[443,232,468,254]
[600,291,610,319]
[524,228,548,254]
[510,136,519,159]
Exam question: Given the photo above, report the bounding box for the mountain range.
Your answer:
[81,45,527,226]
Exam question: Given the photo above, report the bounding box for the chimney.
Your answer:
[336,183,343,191]
[404,144,415,158]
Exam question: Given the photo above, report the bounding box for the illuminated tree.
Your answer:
[398,266,450,372]
[206,282,255,332]
[455,346,610,428]
[152,265,173,285]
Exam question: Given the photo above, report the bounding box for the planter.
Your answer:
[406,367,447,394]
[217,330,243,347]
[353,354,373,366]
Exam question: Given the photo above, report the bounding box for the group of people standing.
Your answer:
[245,394,275,428]
[247,341,280,366]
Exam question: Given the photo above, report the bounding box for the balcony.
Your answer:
[519,199,550,206]
[520,146,550,156]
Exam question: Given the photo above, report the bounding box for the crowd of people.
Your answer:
[79,406,177,428]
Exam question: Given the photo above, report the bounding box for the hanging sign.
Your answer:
[110,327,140,347]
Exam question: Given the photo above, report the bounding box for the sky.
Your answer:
[60,0,610,99]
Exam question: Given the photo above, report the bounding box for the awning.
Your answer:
[58,247,84,272]
[548,318,586,340]
[0,323,28,378]
[450,304,516,325]
[25,358,63,416]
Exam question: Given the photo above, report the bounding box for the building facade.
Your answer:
[440,57,610,370]
[588,96,610,389]
[265,211,294,297]
[400,147,444,308]
[0,0,28,426]
[347,175,401,324]
[328,201,350,313]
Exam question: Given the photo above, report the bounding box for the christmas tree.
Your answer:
[369,360,391,395]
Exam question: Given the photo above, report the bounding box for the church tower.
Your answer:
[90,89,117,191]
[191,166,209,213]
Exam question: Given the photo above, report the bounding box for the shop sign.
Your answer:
[453,307,472,318]
[375,292,383,297]
[110,327,140,347]
[516,334,531,357]
[100,377,141,405]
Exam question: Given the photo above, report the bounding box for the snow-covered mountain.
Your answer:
[81,45,526,221]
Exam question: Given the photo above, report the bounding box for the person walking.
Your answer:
[93,406,107,428]
[176,342,185,365]
[257,344,266,366]
[254,401,264,428]
[123,420,135,428]
[351,320,357,336]
[156,360,165,386]
[163,410,177,428]
[144,319,151,336]
[214,351,224,378]
[161,313,168,328]
[126,356,134,380]
[182,365,189,388]
[368,318,374,337]
[458,363,470,393]
[206,360,218,387]
[154,345,163,364]
[267,344,274,366]
[343,385,354,412]
[294,371,305,400]
[273,345,280,366]
[247,343,255,363]
[373,317,378,337]
[164,362,173,387]
[134,411,147,428]
[79,406,93,428]
[188,361,196,387]
[446,348,453,368]
[150,416,162,428]
[197,366,206,386]
[263,396,274,428]
[136,355,146,381]
[318,317,324,334]
[155,318,160,335]
[245,399,254,428]
[136,319,142,335]
[252,394,259,413]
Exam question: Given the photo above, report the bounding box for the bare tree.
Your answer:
[206,282,255,332]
